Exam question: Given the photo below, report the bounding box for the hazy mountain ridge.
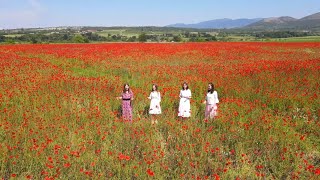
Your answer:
[245,12,320,30]
[166,12,320,30]
[167,18,263,29]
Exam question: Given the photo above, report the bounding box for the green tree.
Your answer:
[127,36,137,42]
[31,37,38,44]
[0,35,5,43]
[138,33,147,42]
[172,36,182,42]
[62,34,70,41]
[72,34,89,43]
[205,36,217,41]
[5,38,15,44]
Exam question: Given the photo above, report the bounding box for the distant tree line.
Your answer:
[135,32,217,42]
[1,28,318,44]
[0,32,110,44]
[0,32,218,43]
[254,31,316,38]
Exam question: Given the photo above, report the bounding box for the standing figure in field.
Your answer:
[203,83,219,119]
[148,84,162,124]
[178,82,192,119]
[117,83,134,121]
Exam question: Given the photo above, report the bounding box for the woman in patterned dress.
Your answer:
[148,84,161,124]
[178,82,192,119]
[203,83,219,120]
[117,83,134,121]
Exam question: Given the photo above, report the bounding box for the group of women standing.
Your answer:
[117,82,219,123]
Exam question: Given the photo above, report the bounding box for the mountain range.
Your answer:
[167,18,263,29]
[166,12,320,30]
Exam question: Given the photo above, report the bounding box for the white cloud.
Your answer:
[0,0,46,29]
[28,0,45,12]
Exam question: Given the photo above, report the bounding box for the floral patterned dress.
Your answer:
[121,91,134,121]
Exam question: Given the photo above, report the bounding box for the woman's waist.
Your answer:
[206,102,217,106]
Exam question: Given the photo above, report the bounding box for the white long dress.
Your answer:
[148,91,161,114]
[178,89,191,117]
[205,91,219,118]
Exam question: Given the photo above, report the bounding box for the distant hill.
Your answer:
[244,16,297,29]
[300,12,320,20]
[166,12,320,31]
[166,18,263,29]
[245,12,320,30]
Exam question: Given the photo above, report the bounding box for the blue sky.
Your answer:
[0,0,319,29]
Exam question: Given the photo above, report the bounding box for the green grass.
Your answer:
[274,36,320,42]
[220,35,258,42]
[219,35,320,42]
[97,30,140,37]
[3,34,23,37]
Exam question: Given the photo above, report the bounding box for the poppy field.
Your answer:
[0,42,320,179]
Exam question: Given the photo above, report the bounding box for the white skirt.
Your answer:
[149,99,161,114]
[178,98,191,117]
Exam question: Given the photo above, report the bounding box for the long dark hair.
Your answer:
[151,84,158,92]
[208,83,215,94]
[182,82,189,90]
[123,83,131,93]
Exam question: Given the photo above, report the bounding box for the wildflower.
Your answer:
[147,168,154,176]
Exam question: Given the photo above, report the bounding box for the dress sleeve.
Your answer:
[214,91,219,104]
[158,92,161,102]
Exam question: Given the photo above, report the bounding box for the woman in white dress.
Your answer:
[178,82,192,119]
[148,84,161,124]
[203,83,219,119]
